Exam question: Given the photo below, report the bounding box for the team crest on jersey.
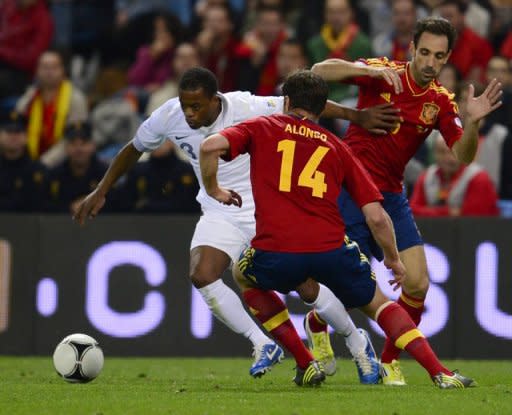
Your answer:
[419,103,440,125]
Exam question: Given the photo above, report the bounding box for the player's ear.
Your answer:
[283,96,290,113]
[409,41,415,57]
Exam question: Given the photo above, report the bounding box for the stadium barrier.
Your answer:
[0,215,510,358]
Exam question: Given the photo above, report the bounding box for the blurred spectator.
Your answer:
[275,39,308,94]
[0,0,54,98]
[306,0,372,103]
[373,0,417,62]
[146,43,201,114]
[242,0,301,35]
[462,0,492,38]
[500,31,512,60]
[118,140,199,213]
[46,121,109,213]
[435,0,493,81]
[196,4,241,92]
[127,13,184,94]
[0,112,47,212]
[16,50,88,167]
[498,130,512,200]
[437,62,461,92]
[410,132,499,217]
[236,5,289,95]
[481,55,512,133]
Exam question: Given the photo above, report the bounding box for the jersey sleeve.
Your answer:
[437,95,464,148]
[219,120,255,161]
[339,142,383,206]
[245,94,285,117]
[132,103,170,152]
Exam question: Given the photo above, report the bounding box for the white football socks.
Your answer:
[198,279,270,347]
[310,284,366,355]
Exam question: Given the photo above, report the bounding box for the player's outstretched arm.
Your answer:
[73,142,142,225]
[452,79,503,164]
[312,59,404,94]
[361,202,406,289]
[199,134,242,207]
[321,101,400,135]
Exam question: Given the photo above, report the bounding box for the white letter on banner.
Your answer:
[86,241,166,338]
[476,242,512,339]
[369,244,450,337]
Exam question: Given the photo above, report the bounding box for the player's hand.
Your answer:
[211,187,242,208]
[384,257,407,291]
[72,189,106,226]
[358,103,401,135]
[465,78,503,124]
[367,67,404,95]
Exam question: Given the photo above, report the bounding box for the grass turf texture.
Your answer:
[0,357,511,415]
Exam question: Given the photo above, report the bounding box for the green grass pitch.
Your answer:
[1,357,511,415]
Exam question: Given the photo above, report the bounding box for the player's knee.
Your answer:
[189,267,221,288]
[405,276,429,298]
[296,278,320,303]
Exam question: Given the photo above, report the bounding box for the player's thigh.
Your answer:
[313,240,376,309]
[382,191,424,253]
[238,247,307,294]
[189,245,232,288]
[191,212,250,262]
[399,245,429,296]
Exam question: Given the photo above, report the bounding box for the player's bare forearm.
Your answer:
[362,202,399,262]
[321,101,353,120]
[199,134,230,196]
[452,121,479,164]
[312,59,367,82]
[96,142,142,196]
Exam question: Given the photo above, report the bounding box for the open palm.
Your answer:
[465,78,503,123]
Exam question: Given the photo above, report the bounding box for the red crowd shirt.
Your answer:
[0,0,53,73]
[220,114,383,252]
[449,27,493,80]
[343,57,464,193]
[410,166,499,217]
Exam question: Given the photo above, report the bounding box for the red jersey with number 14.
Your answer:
[344,57,464,193]
[220,114,383,252]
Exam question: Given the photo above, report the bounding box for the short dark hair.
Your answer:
[438,0,468,14]
[178,67,218,98]
[413,17,457,51]
[282,70,328,116]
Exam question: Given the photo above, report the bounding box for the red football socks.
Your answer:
[307,310,328,333]
[381,292,425,363]
[243,288,313,369]
[377,302,451,377]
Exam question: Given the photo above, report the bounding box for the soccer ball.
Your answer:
[53,333,104,383]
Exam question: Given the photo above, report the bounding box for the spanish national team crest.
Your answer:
[419,102,440,125]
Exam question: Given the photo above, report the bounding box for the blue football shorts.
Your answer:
[338,188,423,261]
[238,238,376,309]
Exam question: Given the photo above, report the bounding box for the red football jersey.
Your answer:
[344,57,464,193]
[221,114,383,252]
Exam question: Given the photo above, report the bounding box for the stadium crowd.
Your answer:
[0,0,511,216]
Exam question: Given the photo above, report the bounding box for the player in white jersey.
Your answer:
[74,67,399,381]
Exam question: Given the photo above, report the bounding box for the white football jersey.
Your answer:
[133,91,284,216]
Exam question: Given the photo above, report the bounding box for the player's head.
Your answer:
[410,17,456,86]
[178,67,220,129]
[282,70,328,116]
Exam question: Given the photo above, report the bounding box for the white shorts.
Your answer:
[190,211,256,263]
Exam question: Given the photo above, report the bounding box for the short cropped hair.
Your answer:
[179,67,218,98]
[282,70,328,116]
[413,17,457,51]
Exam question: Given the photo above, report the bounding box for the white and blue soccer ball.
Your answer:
[53,333,104,383]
